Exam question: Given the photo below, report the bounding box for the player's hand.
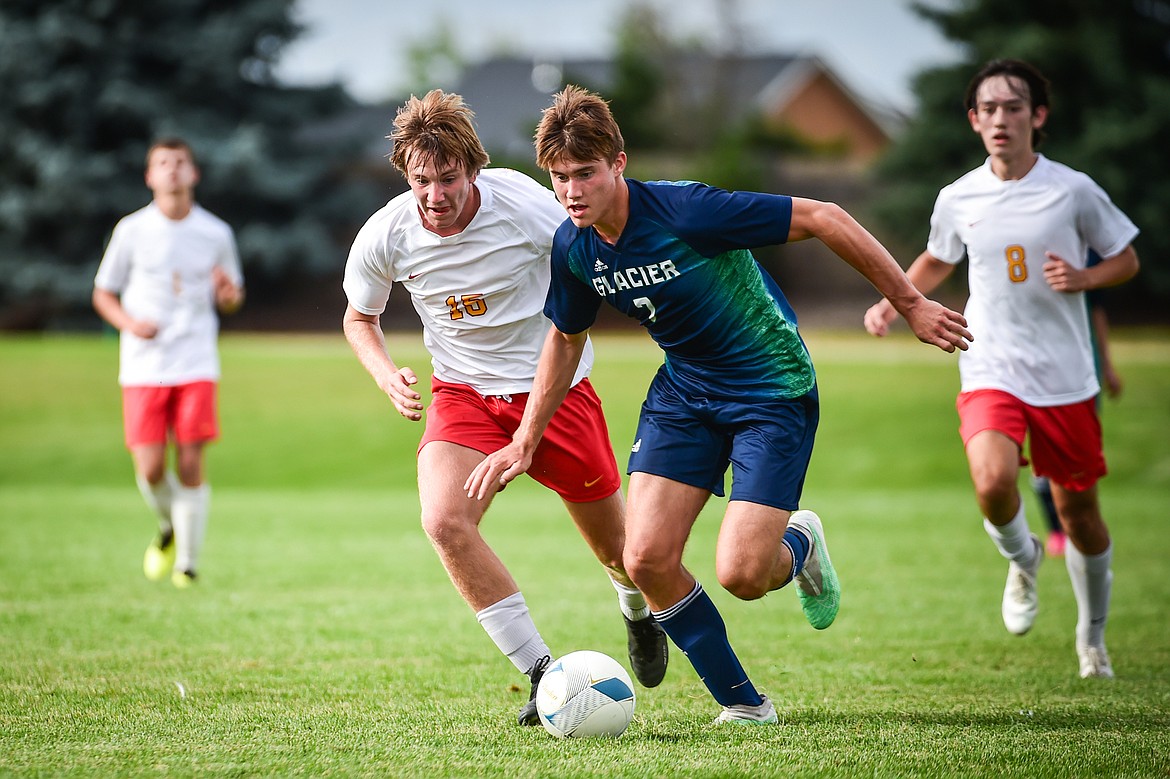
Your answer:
[1102,364,1124,398]
[128,319,159,339]
[465,443,533,500]
[1042,252,1087,293]
[380,367,424,421]
[902,298,972,353]
[212,266,244,313]
[863,299,897,337]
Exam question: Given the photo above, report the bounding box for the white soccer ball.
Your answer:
[535,650,635,738]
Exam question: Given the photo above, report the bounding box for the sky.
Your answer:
[275,0,966,114]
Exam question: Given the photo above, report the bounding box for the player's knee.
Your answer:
[716,566,769,601]
[622,544,677,591]
[971,466,1016,507]
[419,511,474,551]
[138,462,166,484]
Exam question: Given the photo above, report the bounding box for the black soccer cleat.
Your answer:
[624,615,669,688]
[517,654,550,726]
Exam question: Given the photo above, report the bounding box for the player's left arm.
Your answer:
[788,196,972,353]
[1042,245,1140,293]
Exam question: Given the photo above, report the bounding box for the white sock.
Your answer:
[136,471,177,535]
[983,502,1037,566]
[172,482,210,574]
[609,577,650,622]
[1066,541,1112,648]
[476,592,552,674]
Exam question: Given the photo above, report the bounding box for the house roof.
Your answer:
[456,51,904,162]
[311,52,904,165]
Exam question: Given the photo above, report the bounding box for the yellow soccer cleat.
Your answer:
[143,534,176,582]
[171,569,197,589]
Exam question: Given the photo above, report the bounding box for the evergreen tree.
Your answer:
[0,0,377,328]
[874,0,1170,308]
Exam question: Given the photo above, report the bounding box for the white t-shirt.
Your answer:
[343,168,593,396]
[927,155,1138,406]
[94,203,242,387]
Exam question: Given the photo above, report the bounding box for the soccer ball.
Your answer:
[535,650,635,738]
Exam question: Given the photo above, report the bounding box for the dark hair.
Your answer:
[965,59,1051,147]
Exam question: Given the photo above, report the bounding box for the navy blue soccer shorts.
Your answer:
[626,367,819,511]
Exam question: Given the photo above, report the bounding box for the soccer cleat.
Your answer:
[1045,530,1066,558]
[789,510,841,630]
[1002,535,1043,635]
[143,532,176,582]
[517,655,550,726]
[171,569,197,589]
[624,615,669,688]
[714,695,778,725]
[1078,645,1114,679]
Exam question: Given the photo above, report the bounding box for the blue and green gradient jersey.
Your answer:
[545,178,816,402]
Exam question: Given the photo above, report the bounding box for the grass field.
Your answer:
[2,330,1168,778]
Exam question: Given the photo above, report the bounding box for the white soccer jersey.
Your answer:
[927,155,1138,406]
[343,168,593,396]
[94,203,242,387]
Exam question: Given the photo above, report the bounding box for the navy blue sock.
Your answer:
[781,526,811,586]
[653,582,762,707]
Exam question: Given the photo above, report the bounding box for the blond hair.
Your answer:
[534,85,624,170]
[388,90,490,176]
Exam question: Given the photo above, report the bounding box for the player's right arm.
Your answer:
[863,251,957,338]
[464,326,589,499]
[342,304,423,421]
[92,287,159,339]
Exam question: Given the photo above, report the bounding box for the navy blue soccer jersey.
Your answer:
[544,178,816,402]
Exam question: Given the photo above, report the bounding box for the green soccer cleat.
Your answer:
[143,533,176,582]
[789,510,840,630]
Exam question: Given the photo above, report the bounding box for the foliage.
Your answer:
[0,0,379,328]
[403,16,464,96]
[1,332,1169,776]
[606,4,672,149]
[873,0,1170,307]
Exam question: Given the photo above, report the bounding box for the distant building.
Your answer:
[453,52,902,165]
[310,51,903,173]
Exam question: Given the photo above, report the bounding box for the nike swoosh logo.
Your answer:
[584,475,603,488]
[407,273,421,279]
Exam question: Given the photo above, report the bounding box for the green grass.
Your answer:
[2,330,1168,778]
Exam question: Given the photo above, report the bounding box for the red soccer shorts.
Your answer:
[957,389,1106,491]
[419,377,621,503]
[122,381,219,448]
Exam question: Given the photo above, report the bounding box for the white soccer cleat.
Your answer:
[714,695,777,725]
[1001,534,1043,635]
[1078,645,1114,679]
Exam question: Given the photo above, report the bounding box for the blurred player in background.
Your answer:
[467,85,971,725]
[1032,250,1123,558]
[864,59,1139,678]
[93,137,244,588]
[341,90,667,727]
